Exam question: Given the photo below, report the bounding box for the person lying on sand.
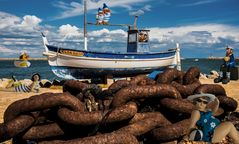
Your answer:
[0,73,43,93]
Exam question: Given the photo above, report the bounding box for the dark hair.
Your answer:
[31,73,41,81]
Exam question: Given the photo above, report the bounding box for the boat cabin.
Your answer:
[127,29,150,53]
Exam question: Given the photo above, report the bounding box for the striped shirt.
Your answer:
[14,84,31,92]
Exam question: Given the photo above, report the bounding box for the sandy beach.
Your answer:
[0,77,238,144]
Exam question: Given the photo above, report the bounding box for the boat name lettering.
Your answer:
[60,50,84,56]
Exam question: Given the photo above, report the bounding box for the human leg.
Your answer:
[214,71,223,83]
[222,67,230,84]
[0,87,16,92]
[211,121,239,143]
[5,79,15,88]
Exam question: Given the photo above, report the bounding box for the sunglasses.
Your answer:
[196,99,208,104]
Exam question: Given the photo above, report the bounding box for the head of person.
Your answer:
[226,46,233,55]
[187,93,215,110]
[31,73,41,82]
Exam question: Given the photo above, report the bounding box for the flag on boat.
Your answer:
[96,3,111,25]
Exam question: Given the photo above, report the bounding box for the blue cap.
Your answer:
[98,7,103,12]
[103,3,109,9]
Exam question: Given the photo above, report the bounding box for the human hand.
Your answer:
[182,135,189,142]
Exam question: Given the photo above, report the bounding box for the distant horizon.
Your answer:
[1,57,239,60]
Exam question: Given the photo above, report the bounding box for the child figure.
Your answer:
[96,8,104,25]
[182,93,239,143]
[102,3,111,25]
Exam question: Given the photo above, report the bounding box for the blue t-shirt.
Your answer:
[196,111,220,142]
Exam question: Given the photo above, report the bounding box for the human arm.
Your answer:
[228,54,235,67]
[29,81,40,92]
[183,110,201,140]
[212,97,220,116]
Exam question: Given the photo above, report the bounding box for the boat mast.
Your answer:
[133,16,138,30]
[84,0,87,50]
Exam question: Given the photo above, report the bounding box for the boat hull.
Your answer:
[43,45,177,79]
[50,66,169,79]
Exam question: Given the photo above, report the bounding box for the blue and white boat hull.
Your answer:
[42,35,180,79]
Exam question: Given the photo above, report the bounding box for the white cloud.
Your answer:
[21,15,42,27]
[88,28,127,43]
[52,0,149,19]
[1,38,34,46]
[178,0,218,7]
[89,28,127,37]
[148,24,239,45]
[1,11,239,58]
[0,12,21,29]
[129,5,151,16]
[0,46,16,53]
[58,24,81,38]
[96,37,112,42]
[0,12,42,34]
[0,12,45,57]
[90,28,110,37]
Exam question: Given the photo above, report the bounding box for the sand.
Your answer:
[0,78,238,144]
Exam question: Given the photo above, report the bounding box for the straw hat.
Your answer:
[187,93,216,103]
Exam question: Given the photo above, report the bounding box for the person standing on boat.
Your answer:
[214,46,235,84]
[96,8,104,25]
[102,3,111,25]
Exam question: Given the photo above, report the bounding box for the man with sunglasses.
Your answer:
[182,93,239,143]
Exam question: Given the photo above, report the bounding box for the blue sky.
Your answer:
[0,0,239,58]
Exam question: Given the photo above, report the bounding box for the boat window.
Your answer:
[128,33,137,43]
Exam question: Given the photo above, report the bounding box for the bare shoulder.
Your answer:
[192,109,200,114]
[191,110,200,118]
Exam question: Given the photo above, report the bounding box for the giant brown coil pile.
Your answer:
[0,66,238,144]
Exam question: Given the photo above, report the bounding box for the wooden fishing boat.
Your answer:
[42,1,181,80]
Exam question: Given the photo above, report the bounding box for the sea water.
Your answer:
[0,59,238,81]
[0,60,58,81]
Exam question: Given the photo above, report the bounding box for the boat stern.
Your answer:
[170,43,181,71]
